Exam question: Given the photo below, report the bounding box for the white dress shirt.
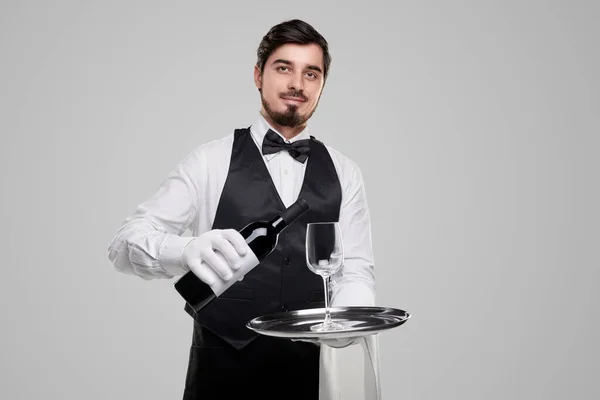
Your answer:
[107,113,380,399]
[107,112,375,307]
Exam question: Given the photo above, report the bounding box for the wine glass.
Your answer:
[305,222,346,332]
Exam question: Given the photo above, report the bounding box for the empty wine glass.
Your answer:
[305,222,345,331]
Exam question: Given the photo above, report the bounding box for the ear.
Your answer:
[253,64,262,90]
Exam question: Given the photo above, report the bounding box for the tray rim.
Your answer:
[246,305,411,339]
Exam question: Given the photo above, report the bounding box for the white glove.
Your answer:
[181,229,250,286]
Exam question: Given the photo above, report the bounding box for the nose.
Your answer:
[288,71,304,92]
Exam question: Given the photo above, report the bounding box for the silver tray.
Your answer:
[246,306,410,340]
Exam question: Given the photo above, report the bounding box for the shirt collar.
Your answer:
[250,113,311,161]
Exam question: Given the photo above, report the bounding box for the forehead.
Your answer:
[266,43,324,69]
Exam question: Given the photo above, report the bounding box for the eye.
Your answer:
[306,72,318,79]
[277,66,290,72]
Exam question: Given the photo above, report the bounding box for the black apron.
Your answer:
[181,128,342,400]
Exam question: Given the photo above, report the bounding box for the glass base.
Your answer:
[310,319,346,332]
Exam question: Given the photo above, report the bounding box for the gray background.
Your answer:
[1,1,598,399]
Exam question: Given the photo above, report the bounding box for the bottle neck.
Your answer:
[270,216,287,234]
[269,198,310,235]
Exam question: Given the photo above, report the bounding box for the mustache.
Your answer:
[280,90,307,101]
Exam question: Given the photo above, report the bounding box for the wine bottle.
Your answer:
[174,197,310,313]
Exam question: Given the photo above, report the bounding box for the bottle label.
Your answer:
[210,250,260,296]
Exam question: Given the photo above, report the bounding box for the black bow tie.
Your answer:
[262,129,311,163]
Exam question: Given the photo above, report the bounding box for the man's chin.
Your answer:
[261,97,313,127]
[280,103,300,114]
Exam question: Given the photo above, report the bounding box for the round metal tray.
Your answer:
[246,306,410,340]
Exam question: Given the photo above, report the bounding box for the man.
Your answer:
[107,19,377,400]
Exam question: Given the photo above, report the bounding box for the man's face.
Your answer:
[254,43,325,128]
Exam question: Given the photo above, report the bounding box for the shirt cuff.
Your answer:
[159,235,195,276]
[331,281,376,307]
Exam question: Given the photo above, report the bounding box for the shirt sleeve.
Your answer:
[330,161,377,307]
[107,149,204,280]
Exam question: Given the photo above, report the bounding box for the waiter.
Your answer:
[107,19,376,400]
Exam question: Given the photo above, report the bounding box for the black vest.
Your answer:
[184,128,342,350]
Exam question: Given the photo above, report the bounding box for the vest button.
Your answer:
[284,257,291,265]
[280,304,288,312]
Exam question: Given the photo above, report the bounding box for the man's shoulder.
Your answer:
[192,131,235,155]
[172,131,236,171]
[309,136,364,192]
[314,137,362,176]
[190,125,257,154]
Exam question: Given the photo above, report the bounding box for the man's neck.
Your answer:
[260,110,306,141]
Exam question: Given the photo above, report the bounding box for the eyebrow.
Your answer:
[272,59,323,74]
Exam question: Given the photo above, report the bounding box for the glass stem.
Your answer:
[323,275,331,326]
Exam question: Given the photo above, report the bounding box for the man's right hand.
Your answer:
[181,229,250,286]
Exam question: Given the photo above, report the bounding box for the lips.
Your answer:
[281,96,306,103]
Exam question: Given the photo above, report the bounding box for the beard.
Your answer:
[260,90,318,128]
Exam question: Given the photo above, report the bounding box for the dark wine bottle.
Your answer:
[174,197,310,313]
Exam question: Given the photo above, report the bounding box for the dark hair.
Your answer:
[256,19,331,80]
